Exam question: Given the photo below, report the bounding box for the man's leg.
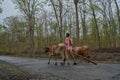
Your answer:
[70,50,77,65]
[60,51,66,65]
[65,50,70,65]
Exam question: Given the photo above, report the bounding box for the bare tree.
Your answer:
[12,0,40,54]
[50,0,61,42]
[50,0,69,42]
[107,0,117,47]
[114,0,120,46]
[0,0,3,13]
[100,0,112,48]
[89,0,101,48]
[79,0,87,45]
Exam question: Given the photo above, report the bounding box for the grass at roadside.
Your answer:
[0,60,42,80]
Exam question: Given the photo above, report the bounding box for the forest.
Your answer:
[0,0,120,55]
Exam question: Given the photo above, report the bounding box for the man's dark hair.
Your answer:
[66,33,70,37]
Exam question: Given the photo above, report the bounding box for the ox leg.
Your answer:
[54,55,57,66]
[48,55,52,64]
[79,56,82,63]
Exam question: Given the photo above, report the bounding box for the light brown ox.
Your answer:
[72,45,91,62]
[44,43,66,65]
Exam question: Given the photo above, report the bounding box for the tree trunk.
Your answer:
[89,0,101,48]
[82,8,87,45]
[79,0,87,45]
[114,0,120,47]
[27,18,35,54]
[74,0,80,46]
[58,0,63,42]
[50,0,60,42]
[108,0,117,47]
[114,0,120,34]
[101,1,112,48]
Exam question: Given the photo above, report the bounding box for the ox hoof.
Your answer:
[55,63,57,66]
[67,63,70,66]
[73,63,77,65]
[61,62,64,66]
[48,62,50,64]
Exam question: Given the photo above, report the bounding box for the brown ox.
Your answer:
[44,43,66,65]
[44,43,77,65]
[72,45,91,62]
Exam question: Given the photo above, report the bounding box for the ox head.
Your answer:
[86,54,91,59]
[44,46,50,53]
[84,49,91,59]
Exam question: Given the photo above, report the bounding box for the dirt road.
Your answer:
[0,56,120,80]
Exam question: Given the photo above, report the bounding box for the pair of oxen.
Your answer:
[44,43,90,65]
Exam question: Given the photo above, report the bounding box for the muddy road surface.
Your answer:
[0,56,120,80]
